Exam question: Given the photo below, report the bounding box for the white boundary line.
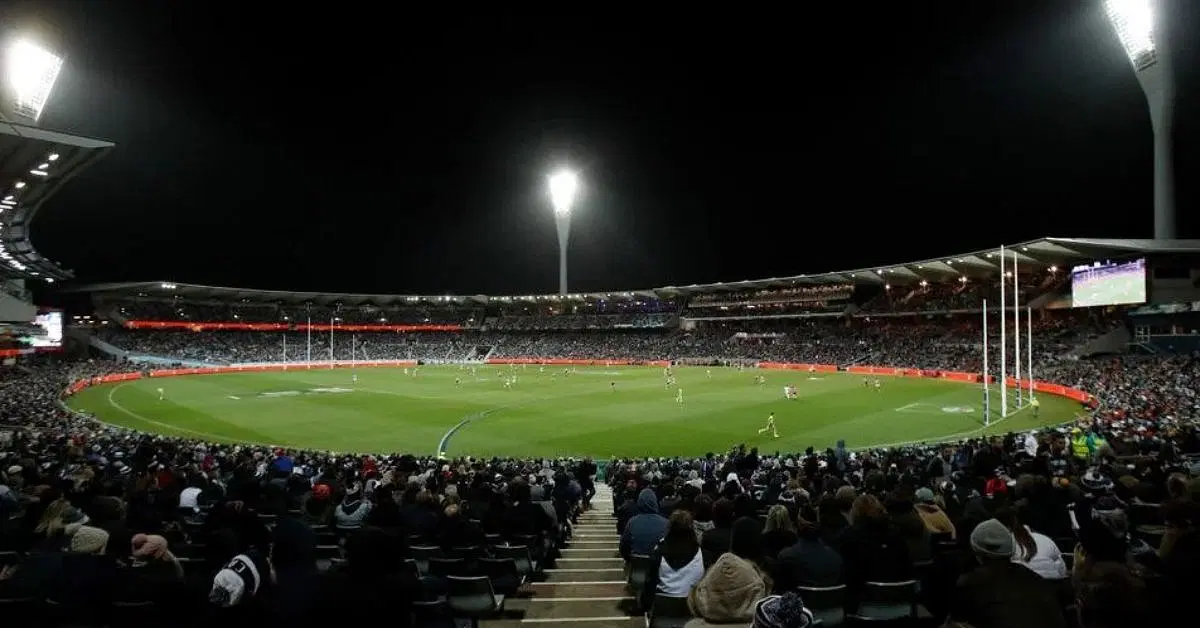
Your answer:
[857,402,1036,450]
[105,384,246,441]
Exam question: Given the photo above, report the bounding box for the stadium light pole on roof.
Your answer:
[1104,0,1175,239]
[0,31,65,125]
[548,169,579,295]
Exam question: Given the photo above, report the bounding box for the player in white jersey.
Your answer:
[757,412,779,438]
[351,373,358,384]
[873,379,881,391]
[504,378,513,389]
[676,387,684,404]
[157,387,165,401]
[455,377,461,386]
[706,369,712,379]
[784,385,797,400]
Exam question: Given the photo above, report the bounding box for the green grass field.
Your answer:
[66,366,1081,458]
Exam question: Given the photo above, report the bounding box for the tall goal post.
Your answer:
[1013,252,1022,407]
[982,299,991,427]
[1027,306,1035,403]
[999,245,1008,418]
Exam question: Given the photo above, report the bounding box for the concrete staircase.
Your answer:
[484,483,641,627]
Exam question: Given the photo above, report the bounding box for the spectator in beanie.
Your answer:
[753,590,815,628]
[914,487,957,539]
[947,518,1066,628]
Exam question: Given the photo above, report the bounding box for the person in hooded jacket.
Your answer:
[615,480,641,536]
[620,488,668,561]
[640,510,705,609]
[334,483,372,529]
[685,552,767,627]
[914,487,957,539]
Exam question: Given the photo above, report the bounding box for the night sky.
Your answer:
[9,1,1200,296]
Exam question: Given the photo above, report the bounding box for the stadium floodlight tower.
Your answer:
[0,35,64,124]
[548,169,579,295]
[1104,0,1175,239]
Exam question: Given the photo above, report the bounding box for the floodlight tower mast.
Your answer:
[548,170,578,295]
[0,31,65,125]
[1105,0,1175,239]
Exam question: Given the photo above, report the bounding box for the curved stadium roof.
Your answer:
[0,120,115,281]
[66,238,1200,306]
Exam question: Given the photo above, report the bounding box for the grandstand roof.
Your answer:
[66,237,1200,305]
[656,237,1200,296]
[0,120,115,281]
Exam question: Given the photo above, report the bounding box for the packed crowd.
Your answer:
[860,270,1064,315]
[484,311,674,331]
[97,276,1070,333]
[606,423,1199,627]
[95,312,1120,370]
[0,344,1195,625]
[2,308,1195,626]
[104,301,482,326]
[1,358,600,625]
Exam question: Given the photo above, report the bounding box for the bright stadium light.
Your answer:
[2,38,64,123]
[1104,0,1174,239]
[548,169,578,294]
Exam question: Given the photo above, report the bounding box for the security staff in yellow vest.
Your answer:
[1070,427,1090,463]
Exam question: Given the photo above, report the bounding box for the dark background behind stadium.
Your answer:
[6,1,1200,295]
